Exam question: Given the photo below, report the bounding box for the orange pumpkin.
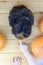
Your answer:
[0,34,6,51]
[31,36,43,58]
[39,18,43,33]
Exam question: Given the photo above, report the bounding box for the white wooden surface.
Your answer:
[0,0,43,65]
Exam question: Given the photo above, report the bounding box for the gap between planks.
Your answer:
[0,0,43,2]
[0,1,43,12]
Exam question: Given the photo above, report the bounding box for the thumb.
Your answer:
[19,40,23,46]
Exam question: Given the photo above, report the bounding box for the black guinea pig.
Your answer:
[9,5,34,38]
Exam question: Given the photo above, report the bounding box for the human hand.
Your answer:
[12,57,21,65]
[19,40,37,65]
[19,40,28,54]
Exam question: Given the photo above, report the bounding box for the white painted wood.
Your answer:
[0,13,42,40]
[0,1,43,12]
[0,25,41,39]
[0,53,28,65]
[0,13,42,26]
[0,0,43,2]
[0,0,43,65]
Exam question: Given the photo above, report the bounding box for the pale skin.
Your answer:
[12,57,21,65]
[12,40,38,65]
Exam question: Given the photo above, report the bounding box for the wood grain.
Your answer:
[0,1,43,12]
[0,0,43,65]
[0,13,43,26]
[0,0,43,2]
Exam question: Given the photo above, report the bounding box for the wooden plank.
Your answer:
[0,0,43,65]
[22,0,43,2]
[0,13,42,40]
[0,39,29,65]
[0,40,20,53]
[0,14,9,26]
[0,1,43,12]
[0,0,43,2]
[0,0,21,2]
[0,26,41,40]
[0,40,28,65]
[22,1,43,12]
[0,53,28,65]
[0,40,22,53]
[0,40,32,53]
[0,13,42,26]
[0,40,40,65]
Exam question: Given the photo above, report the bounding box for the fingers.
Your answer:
[13,57,21,62]
[19,40,23,47]
[17,57,21,65]
[19,40,22,45]
[19,40,23,50]
[19,40,28,49]
[13,57,22,65]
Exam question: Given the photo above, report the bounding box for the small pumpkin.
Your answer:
[39,18,43,33]
[31,36,43,58]
[0,34,6,51]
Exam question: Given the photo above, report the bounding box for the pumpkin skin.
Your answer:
[39,18,43,33]
[31,36,43,58]
[0,34,6,51]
